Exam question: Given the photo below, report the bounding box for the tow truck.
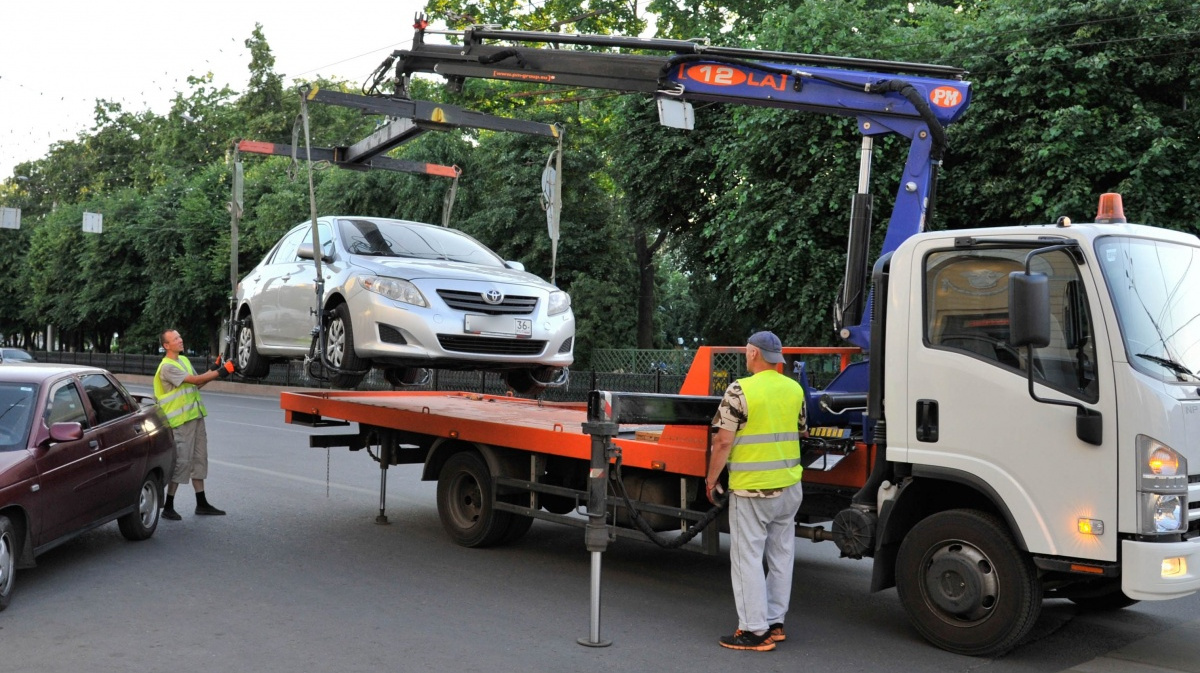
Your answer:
[277,20,1200,656]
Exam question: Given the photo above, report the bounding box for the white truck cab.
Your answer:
[879,195,1199,652]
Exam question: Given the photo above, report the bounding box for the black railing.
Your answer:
[29,351,687,402]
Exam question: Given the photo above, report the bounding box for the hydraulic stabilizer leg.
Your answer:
[376,443,391,525]
[578,420,616,647]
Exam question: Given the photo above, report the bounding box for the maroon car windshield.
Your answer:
[0,382,38,452]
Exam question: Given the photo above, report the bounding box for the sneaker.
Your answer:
[768,623,786,643]
[195,504,226,516]
[719,629,775,652]
[161,507,182,521]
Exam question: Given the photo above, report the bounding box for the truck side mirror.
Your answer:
[1008,272,1051,348]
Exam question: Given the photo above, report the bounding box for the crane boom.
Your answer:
[391,22,973,349]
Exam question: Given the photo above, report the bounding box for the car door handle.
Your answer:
[88,439,100,451]
[133,425,144,434]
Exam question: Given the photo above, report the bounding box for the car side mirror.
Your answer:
[49,422,84,442]
[505,261,526,272]
[298,242,333,263]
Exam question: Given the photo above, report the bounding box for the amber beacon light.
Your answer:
[1095,192,1127,224]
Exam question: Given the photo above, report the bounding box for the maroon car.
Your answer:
[0,364,175,610]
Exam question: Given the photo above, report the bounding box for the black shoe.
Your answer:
[195,504,226,516]
[719,629,775,651]
[768,623,786,643]
[161,507,182,521]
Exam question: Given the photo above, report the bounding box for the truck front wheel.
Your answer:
[895,509,1041,657]
[436,451,513,548]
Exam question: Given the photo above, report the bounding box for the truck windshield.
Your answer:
[1096,236,1200,383]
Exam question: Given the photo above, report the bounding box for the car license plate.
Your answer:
[464,315,532,338]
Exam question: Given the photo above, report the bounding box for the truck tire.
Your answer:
[437,451,512,548]
[0,515,16,611]
[499,498,534,544]
[895,509,1041,657]
[118,473,161,541]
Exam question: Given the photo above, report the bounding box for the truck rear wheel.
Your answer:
[895,509,1041,656]
[436,451,513,548]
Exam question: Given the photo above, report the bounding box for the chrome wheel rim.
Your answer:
[237,324,254,369]
[0,531,13,596]
[327,317,347,368]
[138,481,158,527]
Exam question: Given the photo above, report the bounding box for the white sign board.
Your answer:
[0,207,19,230]
[83,211,103,234]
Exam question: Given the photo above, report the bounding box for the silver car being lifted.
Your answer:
[233,216,574,393]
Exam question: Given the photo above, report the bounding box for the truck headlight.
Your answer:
[548,291,571,316]
[361,276,427,307]
[1136,435,1188,535]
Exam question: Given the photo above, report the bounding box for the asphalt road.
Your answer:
[3,387,1199,673]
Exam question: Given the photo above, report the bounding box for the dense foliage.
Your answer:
[2,2,1197,363]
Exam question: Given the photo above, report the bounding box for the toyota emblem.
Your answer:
[483,289,504,305]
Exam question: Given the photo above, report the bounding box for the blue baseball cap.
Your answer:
[747,331,784,364]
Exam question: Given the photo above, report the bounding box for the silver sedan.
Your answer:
[233,217,574,392]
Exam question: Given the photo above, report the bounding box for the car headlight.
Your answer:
[1136,435,1188,534]
[548,291,571,316]
[360,276,427,308]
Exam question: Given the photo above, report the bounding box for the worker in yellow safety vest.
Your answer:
[153,329,234,520]
[705,330,806,652]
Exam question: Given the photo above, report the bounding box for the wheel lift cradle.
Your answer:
[278,345,861,645]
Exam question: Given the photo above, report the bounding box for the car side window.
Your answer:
[269,227,308,265]
[924,247,1099,402]
[81,373,134,425]
[44,380,89,428]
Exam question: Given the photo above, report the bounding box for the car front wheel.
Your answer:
[0,515,17,611]
[325,303,368,389]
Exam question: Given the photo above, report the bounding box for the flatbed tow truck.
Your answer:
[277,19,1200,657]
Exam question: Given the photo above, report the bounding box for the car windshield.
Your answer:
[337,218,505,268]
[1096,236,1200,382]
[0,382,38,451]
[2,349,34,362]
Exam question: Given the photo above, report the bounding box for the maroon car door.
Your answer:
[32,377,110,545]
[79,373,145,516]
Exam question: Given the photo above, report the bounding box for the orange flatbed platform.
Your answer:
[280,390,711,476]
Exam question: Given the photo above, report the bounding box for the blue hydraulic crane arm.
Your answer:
[391,21,973,350]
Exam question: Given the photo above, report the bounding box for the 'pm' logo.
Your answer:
[929,86,963,108]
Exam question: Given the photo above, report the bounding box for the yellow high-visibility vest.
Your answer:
[728,369,805,490]
[153,355,206,429]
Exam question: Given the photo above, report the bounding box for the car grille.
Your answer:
[437,290,538,315]
[557,337,573,354]
[439,335,547,356]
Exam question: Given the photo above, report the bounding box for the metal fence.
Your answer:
[31,347,857,402]
[30,351,687,402]
[591,348,697,375]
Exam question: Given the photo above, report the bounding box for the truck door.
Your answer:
[902,243,1118,561]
